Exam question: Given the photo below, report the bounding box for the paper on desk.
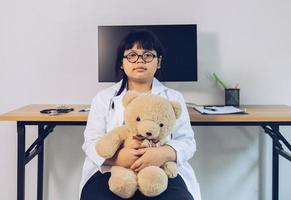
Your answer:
[191,105,245,115]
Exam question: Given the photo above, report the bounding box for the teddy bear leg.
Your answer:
[137,166,168,197]
[109,166,138,199]
[161,161,178,178]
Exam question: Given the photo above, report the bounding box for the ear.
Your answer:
[170,101,182,119]
[123,91,140,107]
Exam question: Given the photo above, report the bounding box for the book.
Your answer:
[187,103,247,115]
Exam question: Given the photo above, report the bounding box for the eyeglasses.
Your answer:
[123,52,157,63]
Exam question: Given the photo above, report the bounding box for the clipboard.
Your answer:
[191,105,247,115]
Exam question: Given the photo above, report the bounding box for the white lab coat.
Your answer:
[80,78,201,200]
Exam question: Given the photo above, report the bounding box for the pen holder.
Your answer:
[225,88,240,107]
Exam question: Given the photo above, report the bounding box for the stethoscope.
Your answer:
[40,108,74,116]
[109,90,119,111]
[110,99,115,110]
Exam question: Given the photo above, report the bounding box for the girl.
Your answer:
[80,29,201,200]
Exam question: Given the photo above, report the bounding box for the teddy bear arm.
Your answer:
[96,126,129,159]
[161,161,177,178]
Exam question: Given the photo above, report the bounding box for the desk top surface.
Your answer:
[0,104,89,122]
[1,104,291,122]
[188,105,291,122]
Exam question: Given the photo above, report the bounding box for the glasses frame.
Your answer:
[123,51,157,63]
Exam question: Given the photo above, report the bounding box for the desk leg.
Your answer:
[37,125,44,200]
[17,122,25,200]
[263,125,291,200]
[272,126,279,200]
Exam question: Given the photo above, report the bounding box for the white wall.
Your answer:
[1,0,291,199]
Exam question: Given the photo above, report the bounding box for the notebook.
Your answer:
[187,103,247,115]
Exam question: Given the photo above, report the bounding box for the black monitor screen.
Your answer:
[98,24,197,82]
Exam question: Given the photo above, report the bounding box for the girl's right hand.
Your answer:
[104,137,144,168]
[114,148,145,168]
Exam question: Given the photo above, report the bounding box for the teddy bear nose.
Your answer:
[146,132,152,136]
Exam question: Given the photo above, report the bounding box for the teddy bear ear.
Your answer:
[170,101,182,119]
[123,91,140,107]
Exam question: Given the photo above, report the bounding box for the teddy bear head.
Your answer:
[122,91,182,142]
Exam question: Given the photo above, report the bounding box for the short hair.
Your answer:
[115,29,165,96]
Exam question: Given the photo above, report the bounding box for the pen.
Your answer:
[203,106,217,111]
[79,108,90,112]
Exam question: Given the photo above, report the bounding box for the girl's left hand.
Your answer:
[130,146,176,172]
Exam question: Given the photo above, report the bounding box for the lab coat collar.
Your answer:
[151,78,167,95]
[112,77,167,95]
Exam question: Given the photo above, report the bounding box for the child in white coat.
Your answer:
[80,29,201,200]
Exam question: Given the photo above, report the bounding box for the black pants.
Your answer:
[81,171,194,200]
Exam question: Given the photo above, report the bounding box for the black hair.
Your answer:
[114,29,165,97]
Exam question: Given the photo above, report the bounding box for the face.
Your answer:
[122,43,161,83]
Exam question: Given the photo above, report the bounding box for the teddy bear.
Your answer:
[95,91,182,199]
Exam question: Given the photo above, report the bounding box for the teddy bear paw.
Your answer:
[109,166,138,199]
[162,161,177,178]
[137,166,168,197]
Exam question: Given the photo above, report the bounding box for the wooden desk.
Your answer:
[1,104,291,200]
[188,105,291,123]
[0,104,88,122]
[189,105,291,200]
[0,104,88,200]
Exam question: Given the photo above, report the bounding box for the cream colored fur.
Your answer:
[96,91,181,198]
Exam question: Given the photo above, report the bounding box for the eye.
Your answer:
[136,117,141,122]
[159,123,164,127]
[127,52,138,59]
[143,52,153,58]
[143,52,155,61]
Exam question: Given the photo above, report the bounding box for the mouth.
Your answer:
[133,66,147,71]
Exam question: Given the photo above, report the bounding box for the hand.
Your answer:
[130,146,176,173]
[113,147,145,168]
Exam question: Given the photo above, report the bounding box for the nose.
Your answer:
[137,120,159,138]
[146,132,152,136]
[136,55,145,63]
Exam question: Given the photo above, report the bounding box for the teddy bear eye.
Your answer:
[136,117,141,122]
[159,123,164,127]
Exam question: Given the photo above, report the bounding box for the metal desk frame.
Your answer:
[191,121,291,200]
[16,121,86,200]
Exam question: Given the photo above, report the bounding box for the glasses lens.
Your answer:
[142,52,154,62]
[125,52,156,63]
[127,52,138,63]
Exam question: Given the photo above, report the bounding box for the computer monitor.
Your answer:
[98,24,197,82]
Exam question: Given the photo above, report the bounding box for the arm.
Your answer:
[104,147,144,168]
[103,135,145,167]
[130,145,176,172]
[166,92,196,167]
[82,94,109,171]
[95,126,129,159]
